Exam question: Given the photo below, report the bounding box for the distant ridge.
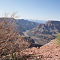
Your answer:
[25,20,60,45]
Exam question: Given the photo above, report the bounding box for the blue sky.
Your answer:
[0,0,60,20]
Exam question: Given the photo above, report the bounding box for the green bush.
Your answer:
[56,33,60,45]
[1,51,7,56]
[57,33,60,40]
[18,55,31,60]
[10,53,31,60]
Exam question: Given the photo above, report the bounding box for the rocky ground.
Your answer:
[20,39,60,60]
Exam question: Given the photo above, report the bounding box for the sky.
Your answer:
[0,0,60,20]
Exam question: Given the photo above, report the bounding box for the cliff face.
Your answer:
[26,21,60,45]
[0,18,38,32]
[31,21,60,34]
[16,19,38,32]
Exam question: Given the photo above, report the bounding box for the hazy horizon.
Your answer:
[0,0,60,20]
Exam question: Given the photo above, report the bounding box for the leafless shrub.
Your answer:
[0,13,31,58]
